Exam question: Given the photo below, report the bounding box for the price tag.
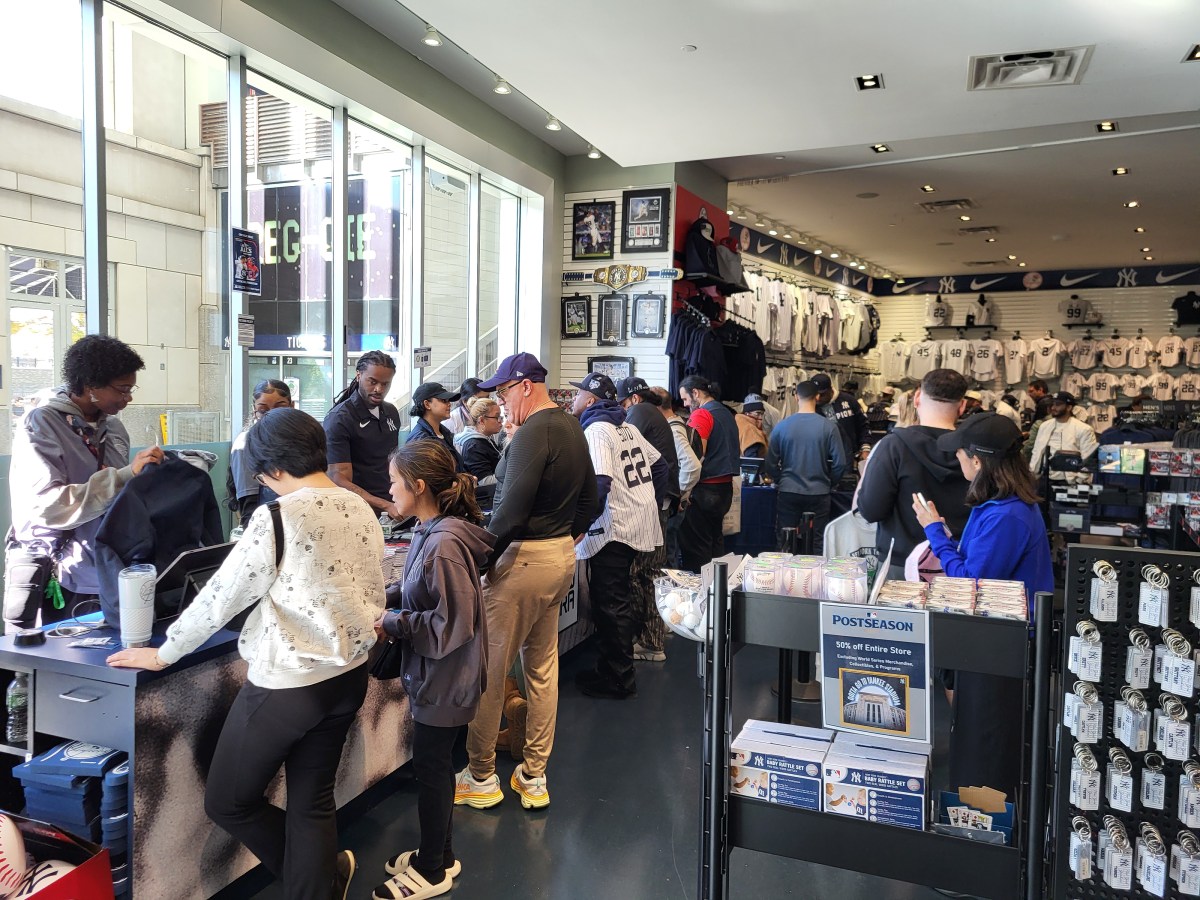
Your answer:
[1141,582,1169,627]
[1070,759,1102,810]
[1107,764,1134,811]
[1092,577,1119,621]
[1127,646,1153,689]
[1143,768,1167,808]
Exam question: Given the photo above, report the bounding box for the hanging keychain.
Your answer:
[1142,751,1167,809]
[1092,558,1120,621]
[1155,692,1192,760]
[1115,686,1150,752]
[1190,568,1200,628]
[1069,619,1104,682]
[1107,746,1135,811]
[1126,627,1153,690]
[1068,680,1104,743]
[1162,628,1197,698]
[1137,822,1168,897]
[1071,742,1102,810]
[1182,760,1200,827]
[1101,815,1133,890]
[1069,815,1093,881]
[1140,563,1171,628]
[1175,829,1200,895]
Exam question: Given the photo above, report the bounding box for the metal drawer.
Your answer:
[35,670,133,752]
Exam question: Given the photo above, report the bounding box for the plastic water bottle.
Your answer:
[6,674,29,745]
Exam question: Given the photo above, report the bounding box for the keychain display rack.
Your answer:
[698,561,1054,900]
[1054,545,1200,898]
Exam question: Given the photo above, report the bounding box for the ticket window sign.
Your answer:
[819,603,932,744]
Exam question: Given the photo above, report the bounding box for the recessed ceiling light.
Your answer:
[1141,247,1151,252]
[1135,226,1146,233]
[814,249,823,255]
[681,44,698,53]
[493,76,512,95]
[1112,167,1129,176]
[920,185,935,193]
[545,115,562,131]
[959,215,972,221]
[1018,262,1027,267]
[1184,44,1200,62]
[1007,254,1018,260]
[829,252,840,259]
[1123,200,1139,208]
[768,228,778,236]
[870,143,891,153]
[985,237,997,243]
[1145,255,1155,261]
[855,74,884,90]
[1096,120,1118,133]
[586,144,601,159]
[774,155,785,160]
[422,25,443,47]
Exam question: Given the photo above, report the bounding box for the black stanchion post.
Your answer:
[1024,590,1053,900]
[792,512,818,694]
[776,528,797,721]
[700,562,730,900]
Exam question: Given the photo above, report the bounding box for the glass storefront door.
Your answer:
[247,353,335,422]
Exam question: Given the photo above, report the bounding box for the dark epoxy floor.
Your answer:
[217,638,957,900]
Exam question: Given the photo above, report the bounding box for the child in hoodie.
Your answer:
[373,440,494,900]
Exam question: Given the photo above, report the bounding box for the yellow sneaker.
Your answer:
[510,766,550,809]
[454,767,503,809]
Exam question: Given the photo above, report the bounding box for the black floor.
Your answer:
[216,637,956,900]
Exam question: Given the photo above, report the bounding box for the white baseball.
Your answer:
[0,815,27,892]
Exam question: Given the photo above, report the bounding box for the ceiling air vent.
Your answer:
[919,198,976,213]
[962,260,1006,267]
[968,46,1093,91]
[958,225,1000,236]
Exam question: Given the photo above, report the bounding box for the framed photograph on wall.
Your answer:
[631,292,665,339]
[596,293,627,346]
[620,187,671,254]
[586,355,635,383]
[561,293,593,339]
[572,201,615,260]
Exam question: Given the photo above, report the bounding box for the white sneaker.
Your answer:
[510,766,550,809]
[453,766,503,808]
[633,643,666,662]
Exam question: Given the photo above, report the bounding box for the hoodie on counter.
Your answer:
[855,425,970,563]
[383,515,495,728]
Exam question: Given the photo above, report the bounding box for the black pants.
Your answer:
[587,540,639,692]
[776,492,831,555]
[204,663,368,900]
[679,481,733,573]
[412,721,459,882]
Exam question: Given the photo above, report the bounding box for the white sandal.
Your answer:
[372,867,453,900]
[385,850,461,879]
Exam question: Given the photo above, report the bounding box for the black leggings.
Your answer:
[411,721,460,881]
[204,664,368,900]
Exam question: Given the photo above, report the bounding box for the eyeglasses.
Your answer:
[495,381,520,401]
[481,414,502,421]
[108,383,138,396]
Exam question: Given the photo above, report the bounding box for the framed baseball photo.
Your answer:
[620,187,671,254]
[561,293,593,339]
[631,292,665,339]
[572,201,615,260]
[586,355,635,382]
[596,293,628,346]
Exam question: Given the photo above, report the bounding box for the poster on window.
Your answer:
[231,228,261,294]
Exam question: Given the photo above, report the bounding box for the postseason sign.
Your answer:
[819,603,931,744]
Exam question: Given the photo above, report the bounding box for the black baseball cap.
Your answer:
[810,373,832,392]
[413,381,460,404]
[1051,391,1076,405]
[615,376,651,401]
[795,380,819,400]
[937,413,1022,456]
[569,372,617,401]
[477,352,548,390]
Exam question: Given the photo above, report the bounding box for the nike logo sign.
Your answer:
[1060,273,1099,288]
[891,281,926,294]
[756,240,776,254]
[969,277,1006,290]
[1157,268,1200,284]
[359,421,372,428]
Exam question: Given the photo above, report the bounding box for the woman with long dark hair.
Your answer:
[911,412,1052,798]
[372,440,492,900]
[229,379,294,527]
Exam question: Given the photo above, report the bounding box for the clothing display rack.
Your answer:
[1051,545,1200,898]
[697,563,1054,900]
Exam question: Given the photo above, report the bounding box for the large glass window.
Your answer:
[345,122,413,407]
[478,182,519,379]
[102,5,230,443]
[422,157,470,391]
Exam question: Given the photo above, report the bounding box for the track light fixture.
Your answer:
[422,25,443,47]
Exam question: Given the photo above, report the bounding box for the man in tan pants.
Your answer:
[456,353,598,810]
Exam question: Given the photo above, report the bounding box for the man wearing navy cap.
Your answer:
[456,353,598,812]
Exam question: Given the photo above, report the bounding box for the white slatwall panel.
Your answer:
[558,187,674,389]
[873,285,1193,392]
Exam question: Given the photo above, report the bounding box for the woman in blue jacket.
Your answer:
[911,412,1052,798]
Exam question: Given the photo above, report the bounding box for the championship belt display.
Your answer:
[562,264,683,291]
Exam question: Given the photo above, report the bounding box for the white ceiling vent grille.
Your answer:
[962,260,1007,267]
[919,198,976,213]
[968,47,1093,91]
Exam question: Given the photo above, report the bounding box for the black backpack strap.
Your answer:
[267,501,284,570]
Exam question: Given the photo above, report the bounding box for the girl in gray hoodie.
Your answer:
[372,440,493,900]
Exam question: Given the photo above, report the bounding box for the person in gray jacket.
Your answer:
[5,334,163,628]
[374,439,494,900]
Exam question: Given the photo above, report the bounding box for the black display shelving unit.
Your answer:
[698,565,1053,900]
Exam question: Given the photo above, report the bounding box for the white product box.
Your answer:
[831,731,933,759]
[741,721,836,746]
[823,735,929,830]
[730,731,830,812]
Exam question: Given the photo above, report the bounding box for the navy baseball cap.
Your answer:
[810,373,832,392]
[569,372,617,401]
[616,376,651,400]
[412,381,460,404]
[937,413,1021,456]
[477,352,548,390]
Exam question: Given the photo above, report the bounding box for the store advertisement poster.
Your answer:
[231,227,261,294]
[819,603,931,743]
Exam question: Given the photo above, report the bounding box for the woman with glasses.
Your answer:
[4,335,164,629]
[229,379,294,528]
[453,397,503,507]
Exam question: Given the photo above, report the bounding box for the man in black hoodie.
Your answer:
[857,369,970,579]
[813,373,870,517]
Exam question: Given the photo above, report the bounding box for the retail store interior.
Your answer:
[0,0,1198,898]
